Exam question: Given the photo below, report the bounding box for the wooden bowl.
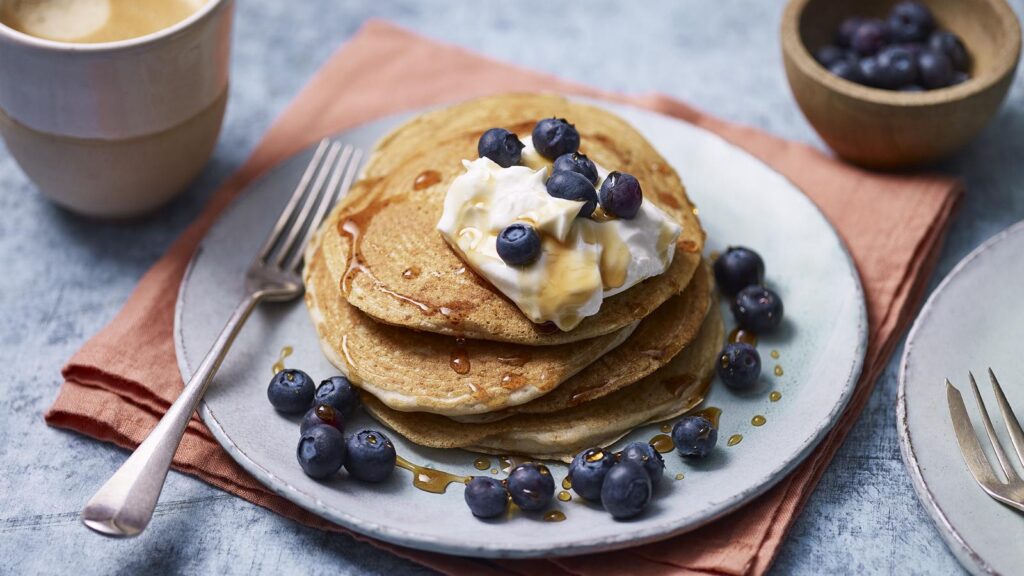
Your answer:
[782,0,1021,168]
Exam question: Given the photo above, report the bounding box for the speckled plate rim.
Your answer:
[897,219,1024,576]
[175,97,868,558]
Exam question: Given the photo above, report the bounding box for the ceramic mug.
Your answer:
[0,0,234,218]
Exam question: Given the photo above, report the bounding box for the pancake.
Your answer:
[362,304,725,462]
[317,93,705,345]
[304,231,640,416]
[451,262,713,423]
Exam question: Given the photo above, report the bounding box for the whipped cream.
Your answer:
[436,137,682,331]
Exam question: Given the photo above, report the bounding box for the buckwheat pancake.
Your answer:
[362,304,724,462]
[317,93,705,345]
[450,262,713,423]
[304,232,640,415]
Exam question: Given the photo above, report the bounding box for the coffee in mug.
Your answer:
[0,0,207,43]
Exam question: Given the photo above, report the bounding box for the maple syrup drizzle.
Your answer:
[490,468,498,474]
[561,477,572,490]
[340,335,359,376]
[769,391,782,402]
[473,457,491,471]
[660,423,672,433]
[402,266,421,279]
[649,434,675,454]
[728,327,758,346]
[774,365,784,377]
[727,434,743,447]
[450,338,471,375]
[394,455,469,494]
[496,354,531,367]
[543,510,566,523]
[271,345,293,374]
[557,491,572,502]
[413,169,442,190]
[674,473,685,481]
[751,415,766,427]
[770,350,780,359]
[663,373,699,398]
[690,406,722,428]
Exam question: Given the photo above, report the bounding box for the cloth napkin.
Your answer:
[46,20,962,575]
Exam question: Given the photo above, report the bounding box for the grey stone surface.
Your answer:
[1,0,1021,574]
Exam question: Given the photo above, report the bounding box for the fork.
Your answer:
[80,139,363,538]
[946,368,1024,512]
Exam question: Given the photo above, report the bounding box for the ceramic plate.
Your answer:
[175,100,867,558]
[898,220,1024,576]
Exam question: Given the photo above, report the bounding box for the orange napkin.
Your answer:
[46,20,961,575]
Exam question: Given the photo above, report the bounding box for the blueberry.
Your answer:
[732,285,784,333]
[717,343,762,391]
[506,463,555,511]
[300,404,344,434]
[297,425,346,479]
[268,368,315,414]
[886,1,934,43]
[874,45,919,89]
[598,172,643,219]
[344,429,397,482]
[713,246,765,297]
[531,118,580,159]
[929,31,969,72]
[552,152,598,185]
[496,223,542,267]
[478,127,524,168]
[951,71,970,85]
[829,59,863,84]
[619,442,665,490]
[900,84,925,91]
[672,416,718,458]
[315,376,360,418]
[858,57,884,87]
[599,462,652,520]
[464,476,509,518]
[814,45,846,68]
[918,48,953,88]
[568,447,615,502]
[851,19,888,56]
[546,171,598,218]
[835,17,864,48]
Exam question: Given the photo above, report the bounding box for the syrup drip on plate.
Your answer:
[473,457,491,471]
[727,434,743,447]
[394,455,469,494]
[271,345,293,374]
[751,415,766,427]
[674,473,685,481]
[774,365,784,377]
[660,423,672,433]
[728,327,758,346]
[690,406,722,428]
[561,477,572,490]
[648,434,675,454]
[543,511,566,523]
[413,170,442,190]
[770,349,780,359]
[557,491,572,502]
[769,391,782,402]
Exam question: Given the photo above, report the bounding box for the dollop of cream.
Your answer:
[436,137,682,331]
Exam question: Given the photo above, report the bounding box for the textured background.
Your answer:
[2,1,1022,574]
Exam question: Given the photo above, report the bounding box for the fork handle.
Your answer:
[80,292,263,538]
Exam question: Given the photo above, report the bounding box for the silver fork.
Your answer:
[80,139,363,538]
[946,368,1024,512]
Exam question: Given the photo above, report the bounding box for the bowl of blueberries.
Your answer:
[782,0,1020,168]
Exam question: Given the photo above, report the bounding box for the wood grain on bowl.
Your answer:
[782,0,1020,169]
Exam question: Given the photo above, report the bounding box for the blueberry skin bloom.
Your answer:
[732,285,784,333]
[875,45,919,89]
[672,416,718,458]
[300,404,345,434]
[315,376,360,418]
[552,152,599,185]
[568,447,616,502]
[928,31,968,72]
[344,429,397,482]
[531,117,580,159]
[297,425,346,479]
[546,171,599,218]
[478,127,524,168]
[619,442,665,490]
[464,476,509,518]
[600,462,652,520]
[598,172,643,219]
[496,223,542,267]
[713,246,765,297]
[717,343,762,391]
[918,48,954,88]
[268,368,315,414]
[506,463,555,511]
[886,1,934,43]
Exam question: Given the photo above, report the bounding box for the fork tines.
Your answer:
[256,138,364,272]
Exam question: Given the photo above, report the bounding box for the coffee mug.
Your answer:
[0,0,234,218]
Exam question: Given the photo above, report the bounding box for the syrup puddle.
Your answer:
[395,455,469,494]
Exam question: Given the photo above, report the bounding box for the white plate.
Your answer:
[898,220,1024,576]
[175,100,867,558]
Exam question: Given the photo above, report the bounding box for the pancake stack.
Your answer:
[303,94,723,462]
